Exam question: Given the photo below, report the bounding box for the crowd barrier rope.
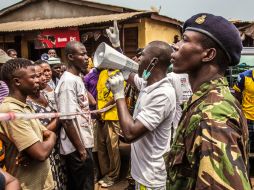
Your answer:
[0,104,116,121]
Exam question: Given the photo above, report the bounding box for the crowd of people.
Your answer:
[0,12,252,190]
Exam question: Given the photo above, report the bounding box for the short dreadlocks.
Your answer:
[1,58,33,87]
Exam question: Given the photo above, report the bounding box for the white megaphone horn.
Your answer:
[93,42,139,73]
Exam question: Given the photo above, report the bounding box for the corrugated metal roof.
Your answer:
[0,11,152,32]
[0,0,138,17]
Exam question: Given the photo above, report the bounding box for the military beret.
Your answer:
[183,13,242,66]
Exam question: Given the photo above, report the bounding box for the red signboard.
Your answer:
[35,27,80,49]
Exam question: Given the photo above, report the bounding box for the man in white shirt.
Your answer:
[107,41,176,189]
[167,72,192,131]
[55,41,94,190]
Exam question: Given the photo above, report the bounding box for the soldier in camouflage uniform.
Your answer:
[167,13,252,190]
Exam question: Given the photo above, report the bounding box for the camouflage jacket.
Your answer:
[167,77,251,190]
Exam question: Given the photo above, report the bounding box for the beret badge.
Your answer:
[195,15,206,24]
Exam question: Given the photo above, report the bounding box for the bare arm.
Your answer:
[87,91,96,106]
[24,130,56,161]
[102,98,115,108]
[115,98,148,143]
[61,119,87,160]
[0,169,20,190]
[46,118,59,132]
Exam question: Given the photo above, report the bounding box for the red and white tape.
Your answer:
[0,104,115,121]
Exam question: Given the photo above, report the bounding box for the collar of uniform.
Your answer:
[2,97,32,109]
[142,77,172,94]
[183,77,228,111]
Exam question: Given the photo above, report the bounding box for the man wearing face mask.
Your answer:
[107,41,176,189]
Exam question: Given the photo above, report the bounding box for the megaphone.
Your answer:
[93,42,139,73]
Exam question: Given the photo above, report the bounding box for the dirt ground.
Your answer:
[95,180,128,190]
[95,142,130,190]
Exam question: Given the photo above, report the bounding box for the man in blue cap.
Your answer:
[167,13,251,190]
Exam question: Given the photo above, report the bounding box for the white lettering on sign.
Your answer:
[58,37,67,42]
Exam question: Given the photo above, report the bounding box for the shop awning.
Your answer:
[0,11,152,32]
[240,23,254,39]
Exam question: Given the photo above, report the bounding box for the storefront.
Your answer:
[0,0,182,61]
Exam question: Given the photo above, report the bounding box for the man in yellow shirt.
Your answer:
[97,69,122,188]
[234,70,254,153]
[234,70,254,119]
